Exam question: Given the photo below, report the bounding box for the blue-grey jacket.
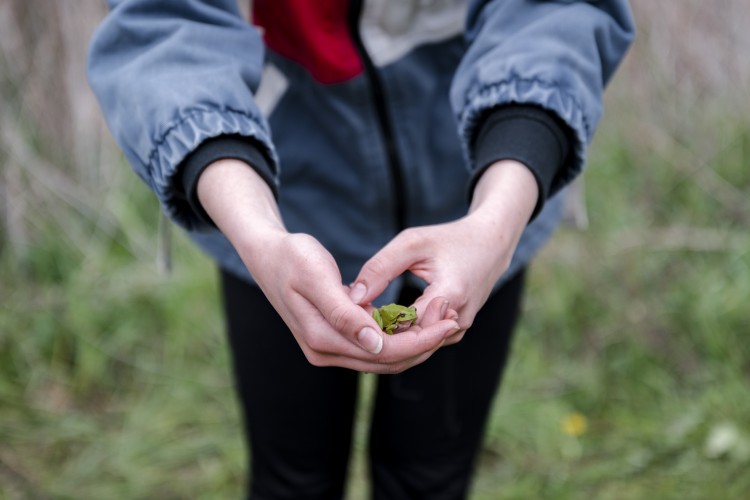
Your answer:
[88,0,634,303]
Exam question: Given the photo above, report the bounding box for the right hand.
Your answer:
[197,159,460,373]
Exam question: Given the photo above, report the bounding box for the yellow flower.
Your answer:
[562,412,588,437]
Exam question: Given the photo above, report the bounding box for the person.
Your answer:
[88,1,634,498]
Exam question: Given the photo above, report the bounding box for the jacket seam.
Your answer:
[146,107,268,176]
[462,74,590,142]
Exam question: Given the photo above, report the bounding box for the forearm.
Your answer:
[196,159,287,272]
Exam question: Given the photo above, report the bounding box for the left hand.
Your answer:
[349,160,539,344]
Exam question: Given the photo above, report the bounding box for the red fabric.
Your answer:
[253,0,363,84]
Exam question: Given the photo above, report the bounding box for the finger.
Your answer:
[446,307,459,320]
[301,288,385,355]
[416,296,450,327]
[442,328,466,346]
[436,306,463,345]
[289,292,448,364]
[329,315,456,364]
[316,319,459,373]
[282,249,387,356]
[312,349,431,374]
[379,317,458,361]
[345,348,441,374]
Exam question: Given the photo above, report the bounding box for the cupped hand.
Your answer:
[350,159,540,342]
[349,218,508,344]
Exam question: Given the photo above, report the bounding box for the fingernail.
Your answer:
[357,327,383,354]
[349,282,367,304]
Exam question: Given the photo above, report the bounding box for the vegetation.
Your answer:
[1,1,748,498]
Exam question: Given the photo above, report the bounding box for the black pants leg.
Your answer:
[221,271,359,500]
[220,269,525,500]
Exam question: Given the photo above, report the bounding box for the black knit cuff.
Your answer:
[178,135,277,227]
[470,105,571,220]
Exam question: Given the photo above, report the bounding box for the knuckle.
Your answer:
[364,254,389,278]
[305,335,326,353]
[301,328,332,355]
[307,335,331,359]
[327,303,352,334]
[398,227,423,250]
[304,350,328,367]
[451,289,470,309]
[308,358,327,368]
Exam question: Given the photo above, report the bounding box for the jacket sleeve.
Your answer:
[451,0,635,205]
[87,0,278,231]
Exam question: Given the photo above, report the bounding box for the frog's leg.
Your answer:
[372,308,384,330]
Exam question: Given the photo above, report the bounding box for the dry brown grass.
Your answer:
[2,0,749,252]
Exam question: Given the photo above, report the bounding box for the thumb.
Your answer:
[314,286,385,355]
[349,239,418,305]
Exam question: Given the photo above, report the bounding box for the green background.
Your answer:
[1,1,748,498]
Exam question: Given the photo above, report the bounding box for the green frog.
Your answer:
[372,304,418,335]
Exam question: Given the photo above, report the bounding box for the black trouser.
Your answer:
[220,268,526,500]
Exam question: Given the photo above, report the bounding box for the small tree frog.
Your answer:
[372,304,418,335]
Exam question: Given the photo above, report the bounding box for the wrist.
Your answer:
[468,159,539,240]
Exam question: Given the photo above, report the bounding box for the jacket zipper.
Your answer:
[348,0,407,231]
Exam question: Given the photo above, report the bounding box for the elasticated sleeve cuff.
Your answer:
[177,134,278,227]
[470,105,572,220]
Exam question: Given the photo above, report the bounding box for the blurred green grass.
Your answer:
[469,112,750,499]
[2,2,750,498]
[0,178,245,498]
